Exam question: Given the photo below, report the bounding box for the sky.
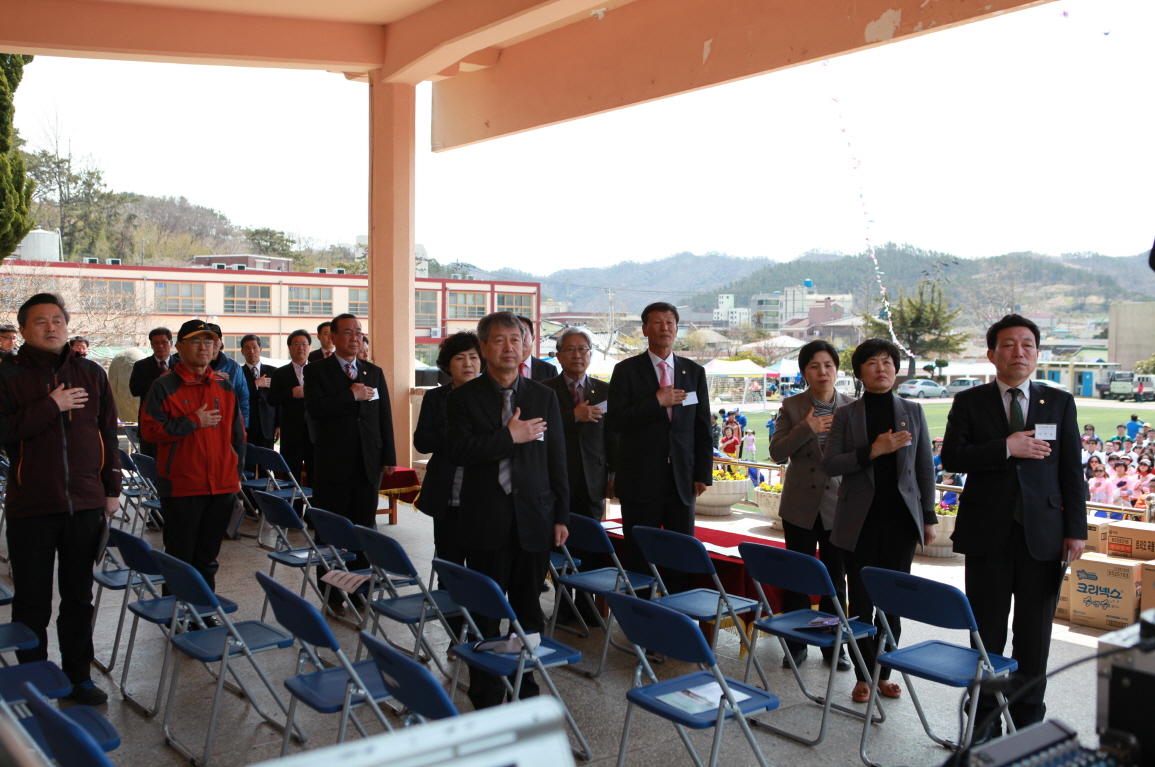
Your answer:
[11,0,1154,275]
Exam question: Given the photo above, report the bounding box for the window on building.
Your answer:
[496,293,534,318]
[222,335,272,362]
[155,282,205,314]
[287,286,332,316]
[349,288,369,315]
[224,284,272,314]
[80,280,136,311]
[446,291,486,319]
[415,290,438,328]
[415,343,440,368]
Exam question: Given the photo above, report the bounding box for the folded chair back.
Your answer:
[118,449,138,475]
[860,567,975,631]
[253,491,306,531]
[307,508,363,553]
[355,527,418,579]
[149,551,219,608]
[107,529,163,578]
[255,571,340,652]
[20,682,115,767]
[632,526,715,574]
[432,559,516,622]
[564,514,616,555]
[738,542,837,599]
[246,445,293,477]
[605,592,715,666]
[131,453,158,486]
[359,632,458,721]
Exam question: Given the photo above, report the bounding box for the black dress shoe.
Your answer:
[970,717,1003,746]
[782,645,808,668]
[822,648,853,672]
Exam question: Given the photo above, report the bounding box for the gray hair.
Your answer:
[476,311,524,343]
[556,327,594,352]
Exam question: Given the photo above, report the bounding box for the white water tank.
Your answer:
[14,229,62,261]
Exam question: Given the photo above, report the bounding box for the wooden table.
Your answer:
[377,467,421,526]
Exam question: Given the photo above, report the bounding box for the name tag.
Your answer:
[1035,423,1057,441]
[682,391,699,406]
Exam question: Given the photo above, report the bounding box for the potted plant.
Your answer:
[923,503,958,558]
[696,466,751,517]
[753,481,784,528]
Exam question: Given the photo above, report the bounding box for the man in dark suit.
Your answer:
[516,315,556,381]
[268,330,313,487]
[128,327,178,458]
[305,313,396,613]
[446,311,569,708]
[307,321,335,362]
[607,301,712,584]
[942,314,1086,738]
[239,334,279,449]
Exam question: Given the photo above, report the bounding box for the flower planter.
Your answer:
[696,479,751,517]
[753,489,783,528]
[923,513,957,558]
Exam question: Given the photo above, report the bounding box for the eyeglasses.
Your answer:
[183,339,215,348]
[559,346,591,355]
[288,342,310,348]
[334,331,364,338]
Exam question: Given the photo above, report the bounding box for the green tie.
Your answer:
[1009,388,1024,523]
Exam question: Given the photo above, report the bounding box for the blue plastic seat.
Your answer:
[738,541,883,745]
[127,453,165,531]
[631,526,759,654]
[354,526,459,676]
[605,592,778,767]
[150,550,301,766]
[360,631,459,725]
[253,492,355,621]
[306,508,378,626]
[19,682,118,766]
[432,559,591,761]
[0,622,38,663]
[857,567,1019,766]
[0,661,71,703]
[547,514,655,678]
[91,527,166,675]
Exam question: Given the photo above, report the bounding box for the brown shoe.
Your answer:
[877,680,902,698]
[852,682,871,703]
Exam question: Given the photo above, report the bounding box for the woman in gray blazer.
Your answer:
[768,340,854,671]
[824,338,938,703]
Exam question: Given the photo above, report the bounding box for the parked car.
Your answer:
[945,377,983,397]
[1035,378,1069,393]
[896,378,948,398]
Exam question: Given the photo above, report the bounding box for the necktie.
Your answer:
[498,388,513,494]
[251,365,259,379]
[324,349,332,358]
[1009,388,1024,523]
[345,362,356,379]
[520,362,530,379]
[659,361,672,421]
[570,379,582,406]
[159,358,167,372]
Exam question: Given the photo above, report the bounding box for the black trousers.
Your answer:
[280,439,314,487]
[965,522,1064,728]
[7,508,104,684]
[842,514,918,683]
[462,514,549,709]
[311,461,383,604]
[433,508,467,639]
[248,432,275,450]
[782,514,847,655]
[161,494,236,593]
[620,464,694,593]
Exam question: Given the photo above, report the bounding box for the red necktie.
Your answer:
[570,379,582,406]
[345,362,356,379]
[520,362,530,378]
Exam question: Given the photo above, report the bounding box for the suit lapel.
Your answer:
[989,382,1011,433]
[893,394,912,474]
[639,352,661,391]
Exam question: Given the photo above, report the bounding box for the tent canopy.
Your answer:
[703,359,767,377]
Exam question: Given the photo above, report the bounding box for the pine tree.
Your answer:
[861,280,968,378]
[0,54,35,258]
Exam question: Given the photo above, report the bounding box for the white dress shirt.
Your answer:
[293,362,305,388]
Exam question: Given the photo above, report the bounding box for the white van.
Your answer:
[834,375,857,398]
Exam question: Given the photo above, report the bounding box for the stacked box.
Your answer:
[1086,516,1113,554]
[1055,566,1072,621]
[1143,561,1155,614]
[1105,521,1155,560]
[1069,553,1143,630]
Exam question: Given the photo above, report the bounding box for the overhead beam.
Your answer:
[0,0,385,71]
[431,0,1053,150]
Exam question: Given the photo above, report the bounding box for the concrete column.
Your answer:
[368,75,416,467]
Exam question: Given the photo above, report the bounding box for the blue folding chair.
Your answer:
[256,571,394,756]
[253,491,354,620]
[857,567,1019,767]
[360,631,459,725]
[127,453,165,532]
[604,592,779,767]
[150,550,302,766]
[108,528,236,717]
[354,526,456,674]
[631,526,760,655]
[17,681,120,761]
[737,541,883,745]
[432,559,592,761]
[0,581,37,666]
[91,525,167,675]
[547,514,655,678]
[306,508,377,627]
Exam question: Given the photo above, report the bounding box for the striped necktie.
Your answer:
[498,388,514,494]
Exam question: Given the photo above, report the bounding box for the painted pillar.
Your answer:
[368,74,416,467]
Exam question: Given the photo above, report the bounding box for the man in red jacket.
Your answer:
[140,319,245,596]
[0,293,122,705]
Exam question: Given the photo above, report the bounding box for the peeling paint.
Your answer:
[865,8,902,42]
[920,0,930,7]
[702,38,713,65]
[913,21,923,32]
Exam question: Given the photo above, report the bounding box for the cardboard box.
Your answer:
[1142,560,1155,614]
[1070,553,1143,630]
[1086,516,1113,554]
[1106,521,1155,560]
[1055,566,1072,621]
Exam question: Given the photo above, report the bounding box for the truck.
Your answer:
[1102,371,1155,401]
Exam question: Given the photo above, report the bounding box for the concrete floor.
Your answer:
[1,502,1108,767]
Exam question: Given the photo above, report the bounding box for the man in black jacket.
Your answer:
[942,314,1086,737]
[0,293,122,705]
[305,314,395,611]
[0,324,17,361]
[268,330,313,486]
[239,334,279,449]
[128,327,177,458]
[307,321,335,363]
[446,311,569,708]
[607,302,712,583]
[516,315,556,381]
